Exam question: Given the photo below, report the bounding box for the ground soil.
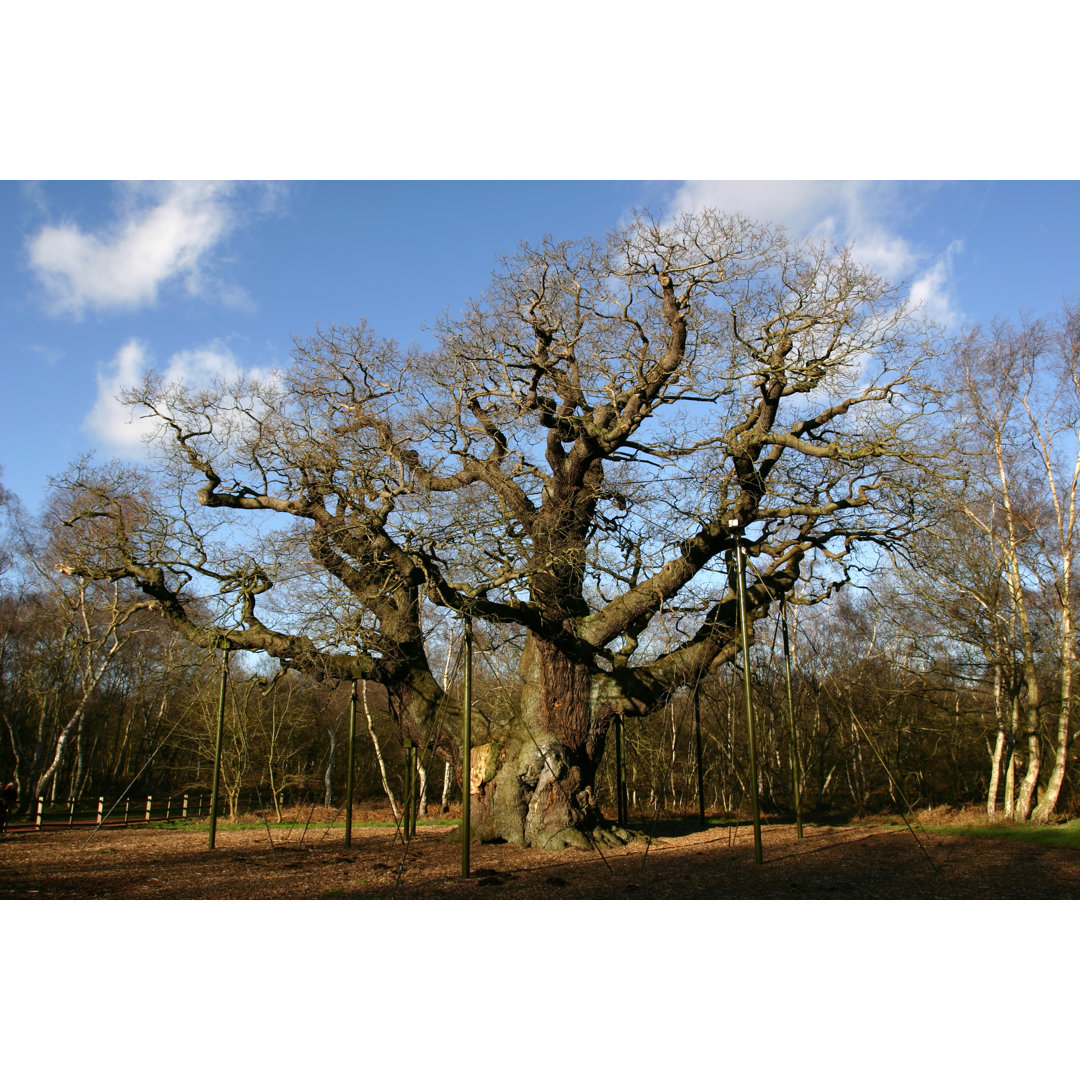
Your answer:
[2,806,1078,899]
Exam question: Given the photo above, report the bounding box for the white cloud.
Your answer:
[671,180,962,325]
[908,241,963,326]
[84,338,279,452]
[26,182,246,317]
[84,340,153,451]
[673,180,849,236]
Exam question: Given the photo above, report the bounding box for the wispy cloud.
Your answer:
[25,182,263,318]
[671,181,961,324]
[84,338,279,452]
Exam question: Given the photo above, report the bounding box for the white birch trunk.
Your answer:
[362,680,399,818]
[417,760,428,817]
[441,760,451,813]
[1033,599,1072,822]
[34,635,122,796]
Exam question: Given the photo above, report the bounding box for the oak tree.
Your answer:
[57,211,938,848]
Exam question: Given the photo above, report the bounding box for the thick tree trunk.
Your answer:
[464,634,627,850]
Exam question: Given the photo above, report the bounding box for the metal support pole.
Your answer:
[694,683,706,829]
[615,714,627,827]
[412,745,419,837]
[403,738,414,839]
[209,641,229,850]
[781,595,803,839]
[731,527,763,864]
[462,616,473,878]
[408,745,414,837]
[411,745,419,837]
[345,680,357,847]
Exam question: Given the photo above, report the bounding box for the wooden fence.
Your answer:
[19,793,228,831]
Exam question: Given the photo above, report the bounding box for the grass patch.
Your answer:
[924,819,1080,850]
[830,809,1080,851]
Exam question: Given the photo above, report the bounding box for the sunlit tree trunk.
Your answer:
[1003,696,1020,820]
[1034,600,1073,821]
[34,634,123,798]
[323,723,337,807]
[416,760,428,817]
[987,662,1006,821]
[440,761,451,814]
[362,680,398,818]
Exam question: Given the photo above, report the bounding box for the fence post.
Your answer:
[97,796,104,825]
[182,794,189,819]
[35,797,44,830]
[124,799,130,824]
[165,797,172,821]
[145,796,153,822]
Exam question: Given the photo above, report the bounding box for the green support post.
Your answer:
[462,616,472,878]
[402,738,411,838]
[411,743,418,836]
[411,745,416,837]
[731,525,763,864]
[208,641,229,851]
[411,745,419,837]
[404,739,416,839]
[615,713,627,828]
[694,683,706,829]
[781,596,803,839]
[345,680,357,847]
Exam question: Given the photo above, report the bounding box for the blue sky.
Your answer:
[2,5,1078,1052]
[3,179,1078,515]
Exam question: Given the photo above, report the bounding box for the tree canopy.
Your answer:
[55,209,942,847]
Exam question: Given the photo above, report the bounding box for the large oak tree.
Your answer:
[56,210,938,848]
